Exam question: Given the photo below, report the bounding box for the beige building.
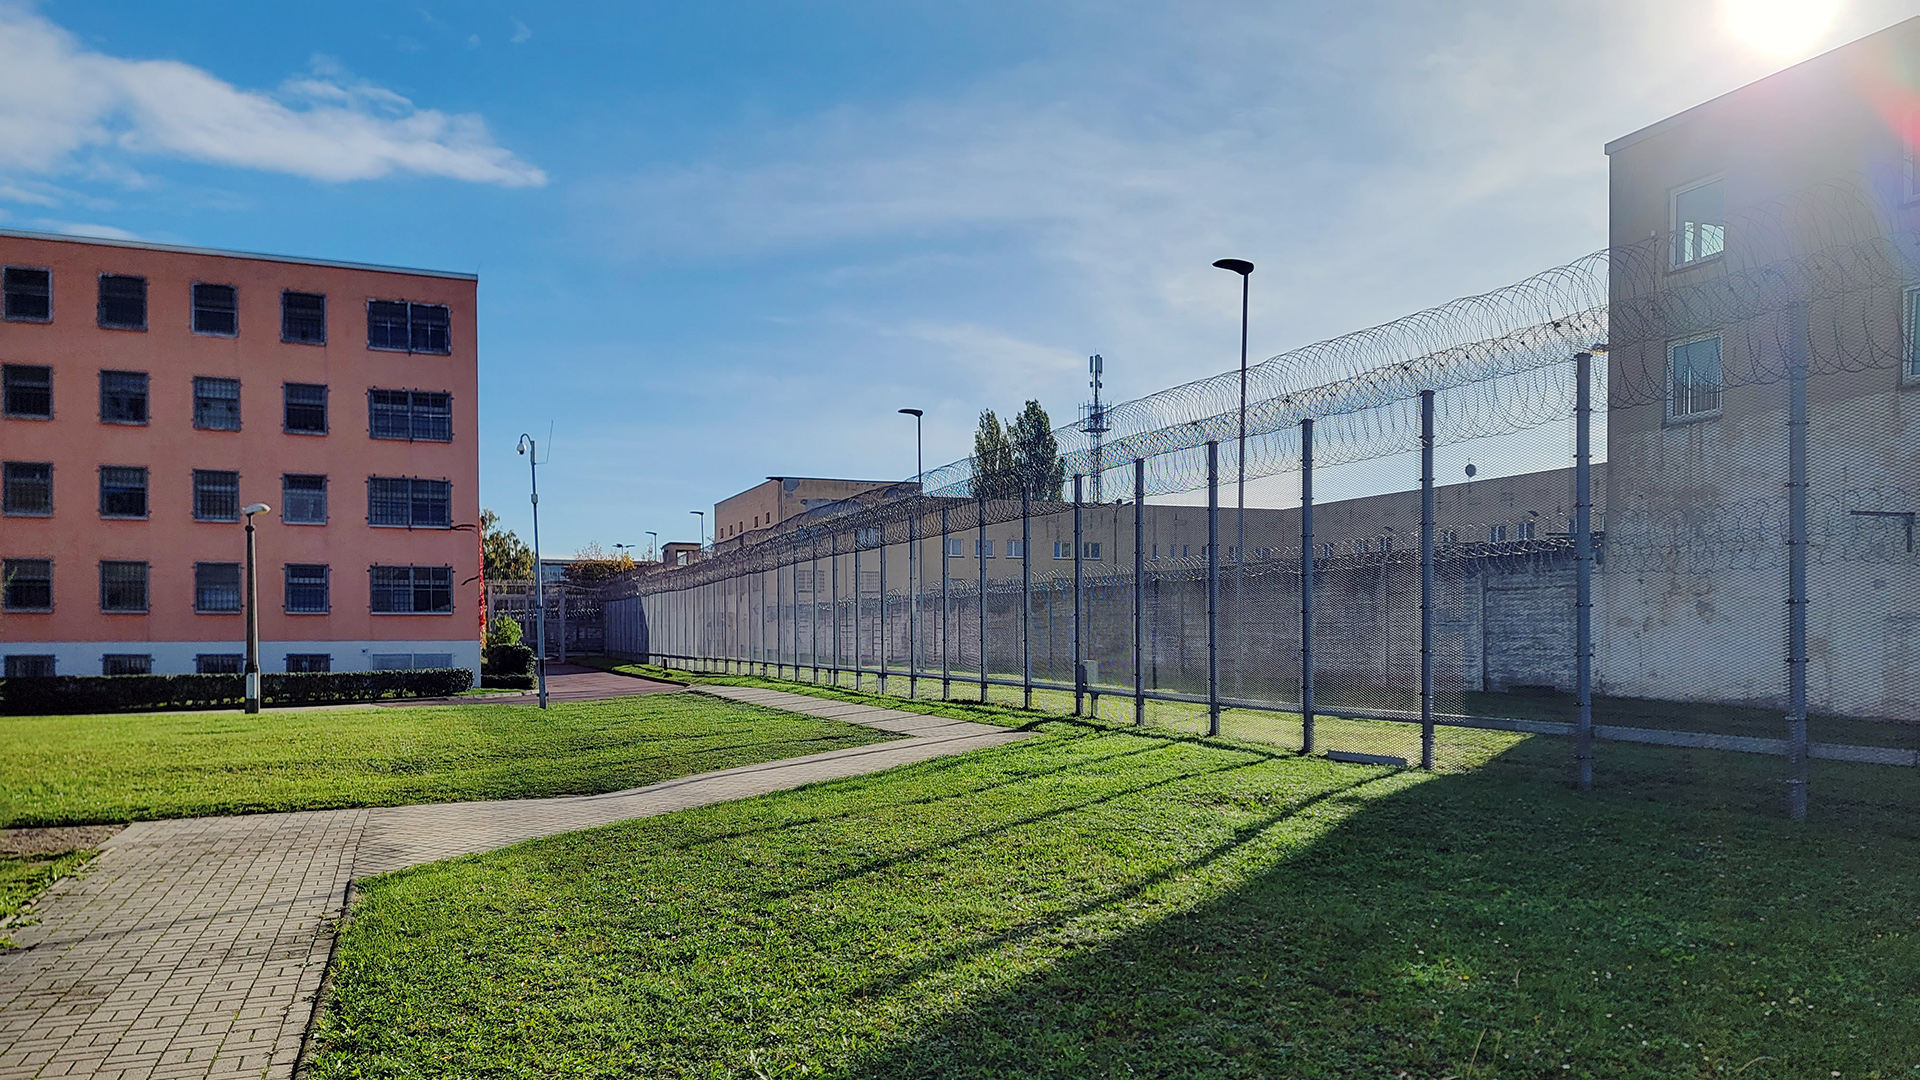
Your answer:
[711,476,899,552]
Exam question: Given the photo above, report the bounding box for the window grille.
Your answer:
[367,300,452,354]
[2,364,51,417]
[285,653,331,673]
[4,655,54,678]
[285,563,329,613]
[99,466,148,518]
[193,376,241,430]
[99,561,149,612]
[192,284,237,335]
[4,462,52,515]
[193,470,240,521]
[2,559,52,610]
[282,291,326,344]
[367,477,451,528]
[97,274,146,329]
[194,562,241,612]
[369,564,453,613]
[3,267,50,322]
[368,388,453,441]
[100,370,148,424]
[102,654,151,676]
[1668,335,1723,419]
[282,474,327,524]
[195,654,243,674]
[284,383,327,433]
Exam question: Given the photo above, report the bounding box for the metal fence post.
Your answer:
[852,541,862,691]
[1301,417,1315,754]
[1134,457,1146,727]
[941,506,952,699]
[1022,486,1033,709]
[978,491,988,702]
[811,535,821,683]
[1420,389,1436,771]
[1074,473,1085,716]
[1575,351,1594,789]
[832,531,841,686]
[1207,441,1221,737]
[879,529,890,695]
[908,508,919,699]
[1787,302,1810,821]
[775,561,784,679]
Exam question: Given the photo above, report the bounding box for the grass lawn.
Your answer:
[0,850,96,948]
[0,694,898,828]
[310,702,1920,1079]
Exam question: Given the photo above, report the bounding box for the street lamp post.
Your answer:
[692,511,706,549]
[517,435,548,709]
[1213,258,1254,695]
[645,531,660,562]
[242,503,272,714]
[899,408,923,696]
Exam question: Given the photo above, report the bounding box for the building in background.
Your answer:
[712,476,898,551]
[0,230,481,678]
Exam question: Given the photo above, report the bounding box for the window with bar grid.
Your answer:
[99,466,147,518]
[192,283,237,336]
[285,653,331,672]
[369,564,453,613]
[4,462,51,515]
[98,275,146,330]
[3,364,51,418]
[193,376,241,430]
[4,655,54,678]
[2,559,51,611]
[100,561,148,612]
[282,291,325,344]
[194,562,241,613]
[282,474,327,524]
[284,383,327,433]
[193,470,240,521]
[285,563,329,613]
[3,267,50,322]
[195,654,243,674]
[367,300,451,354]
[368,477,450,528]
[100,370,148,424]
[368,389,453,441]
[102,654,151,675]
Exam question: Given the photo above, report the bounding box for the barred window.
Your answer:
[367,300,451,354]
[100,560,149,612]
[369,564,453,614]
[4,655,55,678]
[282,291,326,344]
[193,470,240,521]
[368,389,453,441]
[99,466,148,518]
[102,654,151,675]
[285,653,331,673]
[3,267,51,322]
[193,377,241,430]
[98,274,146,330]
[282,474,327,524]
[100,370,149,424]
[1490,524,1508,543]
[194,562,241,612]
[367,477,451,528]
[3,364,51,418]
[285,563,330,614]
[4,462,52,515]
[1668,335,1722,420]
[1517,520,1537,540]
[2,559,52,611]
[192,283,237,336]
[195,653,243,674]
[284,383,327,433]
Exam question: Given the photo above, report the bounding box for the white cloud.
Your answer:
[0,4,544,188]
[510,17,532,44]
[33,220,140,240]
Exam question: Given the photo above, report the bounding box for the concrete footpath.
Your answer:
[0,683,1026,1080]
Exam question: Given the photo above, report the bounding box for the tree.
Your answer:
[565,541,636,585]
[481,509,534,581]
[972,408,1018,500]
[1008,399,1066,501]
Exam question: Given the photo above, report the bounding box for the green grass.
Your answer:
[310,711,1920,1079]
[0,850,96,947]
[0,694,899,828]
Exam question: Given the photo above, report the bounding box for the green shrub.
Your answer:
[485,615,523,648]
[0,668,475,716]
[480,673,535,690]
[484,644,535,677]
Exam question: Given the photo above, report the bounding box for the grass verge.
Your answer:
[0,850,96,948]
[0,694,898,828]
[310,714,1920,1079]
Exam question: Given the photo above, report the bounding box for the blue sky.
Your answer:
[2,0,1912,554]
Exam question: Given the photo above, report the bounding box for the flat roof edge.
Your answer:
[0,227,479,281]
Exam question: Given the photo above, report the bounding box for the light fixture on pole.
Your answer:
[645,531,659,562]
[1212,258,1254,691]
[241,502,272,714]
[517,434,548,709]
[691,510,705,549]
[899,409,923,695]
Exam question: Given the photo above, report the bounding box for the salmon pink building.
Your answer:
[0,229,481,678]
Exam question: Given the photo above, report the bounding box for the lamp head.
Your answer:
[899,408,923,418]
[1212,258,1255,276]
[242,503,271,517]
[517,434,533,456]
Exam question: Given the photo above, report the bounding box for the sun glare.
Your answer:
[1724,0,1842,57]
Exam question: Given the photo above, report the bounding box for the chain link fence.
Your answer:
[603,178,1920,822]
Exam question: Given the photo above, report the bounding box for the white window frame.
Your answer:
[1666,333,1724,422]
[1904,286,1920,383]
[1669,175,1726,270]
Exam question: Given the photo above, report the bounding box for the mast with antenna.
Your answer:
[1081,354,1109,502]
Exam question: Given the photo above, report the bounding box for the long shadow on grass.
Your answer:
[832,746,1920,1080]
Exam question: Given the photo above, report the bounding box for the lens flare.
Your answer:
[1724,0,1843,57]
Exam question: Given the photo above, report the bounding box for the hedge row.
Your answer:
[0,668,475,716]
[480,673,536,690]
[484,644,535,677]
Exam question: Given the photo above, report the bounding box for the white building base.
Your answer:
[0,641,483,680]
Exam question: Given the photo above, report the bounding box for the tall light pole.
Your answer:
[692,510,706,549]
[517,434,548,709]
[1213,257,1254,695]
[242,502,272,714]
[899,408,923,696]
[645,531,659,562]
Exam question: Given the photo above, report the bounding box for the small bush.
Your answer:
[484,644,535,677]
[0,668,475,716]
[485,615,523,648]
[480,673,535,690]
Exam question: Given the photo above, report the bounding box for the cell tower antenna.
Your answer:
[1081,354,1110,502]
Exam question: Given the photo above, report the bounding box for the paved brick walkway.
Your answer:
[377,664,686,707]
[0,687,1025,1080]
